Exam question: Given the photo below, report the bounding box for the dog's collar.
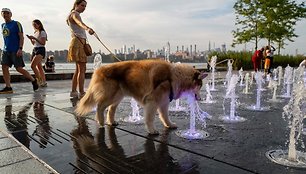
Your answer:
[169,80,174,102]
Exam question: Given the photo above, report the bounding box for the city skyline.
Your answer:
[0,0,305,55]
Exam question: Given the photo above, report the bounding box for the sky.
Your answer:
[0,0,305,55]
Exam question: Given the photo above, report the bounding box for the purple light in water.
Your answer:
[176,91,210,140]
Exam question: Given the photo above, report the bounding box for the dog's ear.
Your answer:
[199,73,208,79]
[193,71,208,80]
[193,71,201,80]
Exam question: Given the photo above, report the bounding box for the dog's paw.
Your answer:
[112,121,119,126]
[167,123,178,129]
[106,121,119,127]
[148,129,159,135]
[169,123,177,129]
[96,121,105,128]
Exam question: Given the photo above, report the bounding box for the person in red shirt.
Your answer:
[252,47,264,72]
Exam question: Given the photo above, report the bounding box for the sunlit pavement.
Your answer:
[0,77,305,174]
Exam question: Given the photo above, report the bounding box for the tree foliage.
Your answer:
[232,0,306,54]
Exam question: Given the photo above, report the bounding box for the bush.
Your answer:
[208,51,303,70]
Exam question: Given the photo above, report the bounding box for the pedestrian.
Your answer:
[264,45,275,74]
[43,55,55,73]
[0,8,38,94]
[251,47,264,72]
[26,19,47,87]
[66,0,95,98]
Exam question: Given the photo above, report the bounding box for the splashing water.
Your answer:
[246,72,270,111]
[239,68,245,86]
[225,72,239,99]
[273,68,278,81]
[220,74,246,122]
[121,98,144,124]
[268,80,283,103]
[176,92,210,140]
[93,53,103,70]
[250,71,255,85]
[243,73,252,94]
[224,59,233,87]
[266,67,306,168]
[280,65,293,98]
[286,83,305,161]
[267,74,272,88]
[169,99,187,111]
[278,66,283,86]
[201,83,216,104]
[210,56,218,91]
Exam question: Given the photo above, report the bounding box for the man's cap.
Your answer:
[1,8,11,13]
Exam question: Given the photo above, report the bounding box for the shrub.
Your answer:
[208,51,303,70]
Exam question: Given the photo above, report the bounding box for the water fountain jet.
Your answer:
[246,72,270,111]
[121,98,144,124]
[210,56,218,91]
[266,67,306,168]
[176,92,210,140]
[201,83,216,104]
[169,99,186,112]
[220,74,246,123]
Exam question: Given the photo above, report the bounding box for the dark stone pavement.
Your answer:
[0,73,305,174]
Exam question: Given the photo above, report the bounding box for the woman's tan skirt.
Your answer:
[67,37,87,63]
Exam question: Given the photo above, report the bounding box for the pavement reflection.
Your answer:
[69,116,199,174]
[4,98,32,149]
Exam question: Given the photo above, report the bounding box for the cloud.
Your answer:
[0,0,304,55]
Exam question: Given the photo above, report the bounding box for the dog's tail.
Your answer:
[75,84,96,116]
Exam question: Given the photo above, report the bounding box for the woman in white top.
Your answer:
[27,19,47,87]
[67,0,95,98]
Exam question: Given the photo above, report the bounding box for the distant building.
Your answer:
[221,44,226,52]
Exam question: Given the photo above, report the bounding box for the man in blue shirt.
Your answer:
[0,8,38,94]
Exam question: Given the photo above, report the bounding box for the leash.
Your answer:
[93,32,122,62]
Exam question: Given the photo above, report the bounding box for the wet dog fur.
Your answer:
[76,59,206,134]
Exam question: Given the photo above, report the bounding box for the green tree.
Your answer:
[232,0,306,54]
[260,0,306,54]
[232,0,263,50]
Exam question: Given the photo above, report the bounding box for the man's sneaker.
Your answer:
[0,87,13,94]
[32,79,39,91]
[70,91,79,98]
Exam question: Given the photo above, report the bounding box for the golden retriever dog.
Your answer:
[76,59,207,134]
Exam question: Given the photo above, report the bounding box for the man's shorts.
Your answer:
[1,51,25,68]
[31,47,46,60]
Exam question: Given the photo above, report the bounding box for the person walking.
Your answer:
[66,0,95,98]
[0,8,38,94]
[252,47,264,72]
[27,19,47,87]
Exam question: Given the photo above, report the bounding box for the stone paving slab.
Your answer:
[0,132,5,139]
[0,130,58,173]
[1,158,56,174]
[0,147,32,167]
[0,72,304,173]
[0,136,20,151]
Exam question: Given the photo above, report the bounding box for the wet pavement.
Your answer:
[0,73,305,174]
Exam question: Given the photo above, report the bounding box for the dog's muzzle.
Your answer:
[195,93,201,101]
